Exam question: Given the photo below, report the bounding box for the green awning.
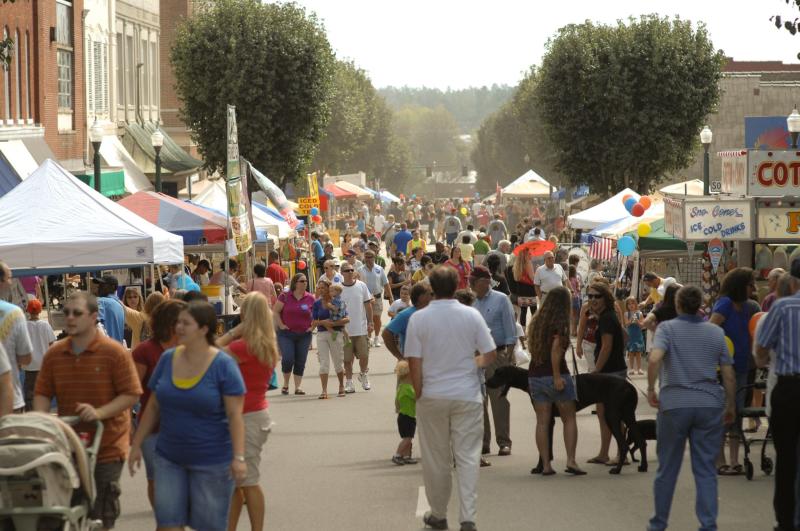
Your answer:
[74,169,126,197]
[625,218,707,252]
[122,122,202,174]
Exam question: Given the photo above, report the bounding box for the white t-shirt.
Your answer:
[0,343,10,375]
[340,280,373,337]
[405,299,496,403]
[25,320,56,371]
[534,264,567,294]
[388,299,410,316]
[0,301,33,409]
[457,230,477,245]
[373,214,386,233]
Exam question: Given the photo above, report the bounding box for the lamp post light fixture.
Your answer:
[787,106,800,149]
[700,125,713,195]
[89,119,104,193]
[151,129,164,193]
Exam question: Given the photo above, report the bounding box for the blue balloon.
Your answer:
[310,207,319,216]
[624,198,637,212]
[618,236,636,257]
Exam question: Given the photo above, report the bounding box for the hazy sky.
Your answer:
[285,0,800,89]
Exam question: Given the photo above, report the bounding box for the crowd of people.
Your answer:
[1,192,799,531]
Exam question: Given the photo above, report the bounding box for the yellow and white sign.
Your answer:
[757,206,800,239]
[298,196,320,215]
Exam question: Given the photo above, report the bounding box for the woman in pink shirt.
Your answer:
[245,263,277,306]
[272,274,315,395]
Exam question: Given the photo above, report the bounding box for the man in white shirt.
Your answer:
[457,224,478,245]
[373,211,386,239]
[533,251,568,303]
[0,343,12,416]
[340,264,374,393]
[406,266,496,531]
[358,250,393,347]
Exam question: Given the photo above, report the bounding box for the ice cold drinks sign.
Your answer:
[684,200,753,241]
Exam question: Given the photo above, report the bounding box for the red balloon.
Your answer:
[631,204,645,217]
[312,215,322,223]
[297,260,307,270]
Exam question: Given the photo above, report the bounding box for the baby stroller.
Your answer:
[734,371,774,480]
[0,413,103,530]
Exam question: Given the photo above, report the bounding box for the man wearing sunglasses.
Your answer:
[340,265,374,393]
[34,291,142,531]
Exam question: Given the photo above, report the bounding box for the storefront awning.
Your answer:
[20,137,56,165]
[73,169,126,197]
[99,135,154,194]
[121,122,202,175]
[0,140,38,180]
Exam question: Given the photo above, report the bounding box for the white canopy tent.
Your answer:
[507,169,551,188]
[659,178,704,197]
[0,159,183,273]
[192,179,293,239]
[567,188,640,230]
[502,170,552,198]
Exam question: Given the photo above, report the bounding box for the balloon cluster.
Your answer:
[622,194,652,218]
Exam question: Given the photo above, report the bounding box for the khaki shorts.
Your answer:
[343,335,370,363]
[90,461,124,528]
[372,296,384,314]
[242,409,272,487]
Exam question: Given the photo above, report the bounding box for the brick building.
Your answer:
[676,58,800,187]
[0,0,86,174]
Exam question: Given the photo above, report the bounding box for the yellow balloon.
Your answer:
[460,207,468,215]
[725,336,734,357]
[637,223,652,237]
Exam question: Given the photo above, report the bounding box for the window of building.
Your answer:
[89,40,108,115]
[140,36,149,106]
[57,50,72,110]
[14,29,20,121]
[2,27,9,121]
[150,39,158,111]
[56,1,72,46]
[116,32,123,106]
[25,31,31,120]
[126,33,134,107]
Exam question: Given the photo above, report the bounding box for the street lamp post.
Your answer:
[787,106,800,149]
[89,119,104,193]
[700,125,713,195]
[151,129,164,193]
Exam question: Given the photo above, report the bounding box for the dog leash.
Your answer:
[626,374,650,400]
[571,341,650,400]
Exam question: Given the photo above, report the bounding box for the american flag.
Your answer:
[589,236,614,261]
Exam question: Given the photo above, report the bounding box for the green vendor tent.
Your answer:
[625,218,707,253]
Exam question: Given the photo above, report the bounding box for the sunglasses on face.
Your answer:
[342,269,354,273]
[586,294,602,300]
[63,309,85,317]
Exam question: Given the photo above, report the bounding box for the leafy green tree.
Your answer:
[171,0,335,187]
[393,104,463,181]
[533,15,724,194]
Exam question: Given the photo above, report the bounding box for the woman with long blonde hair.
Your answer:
[122,287,164,348]
[510,246,537,327]
[217,292,278,531]
[527,286,585,476]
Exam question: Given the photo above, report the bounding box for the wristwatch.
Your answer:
[234,454,245,462]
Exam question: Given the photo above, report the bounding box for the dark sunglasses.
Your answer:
[63,309,85,317]
[586,294,603,300]
[342,269,354,273]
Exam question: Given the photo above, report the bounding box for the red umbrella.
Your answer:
[513,239,556,257]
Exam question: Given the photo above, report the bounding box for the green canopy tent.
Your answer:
[624,218,707,253]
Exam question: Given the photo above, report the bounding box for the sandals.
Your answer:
[565,466,587,476]
[295,389,306,396]
[587,456,609,464]
[337,389,346,397]
[318,393,328,399]
[717,464,744,475]
[281,387,289,395]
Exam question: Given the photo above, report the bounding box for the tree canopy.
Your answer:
[171,0,335,187]
[532,15,724,194]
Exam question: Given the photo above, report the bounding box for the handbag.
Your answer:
[268,370,278,391]
[514,343,531,366]
[569,343,580,402]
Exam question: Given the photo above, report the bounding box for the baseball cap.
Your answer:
[368,241,379,248]
[91,274,119,288]
[346,249,357,257]
[469,265,492,280]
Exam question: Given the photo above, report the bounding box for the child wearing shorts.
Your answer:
[392,360,417,465]
[325,284,348,343]
[624,296,645,375]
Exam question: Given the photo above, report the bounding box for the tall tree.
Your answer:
[171,0,335,187]
[533,15,724,194]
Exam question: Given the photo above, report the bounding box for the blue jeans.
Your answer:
[278,330,312,376]
[648,407,724,531]
[153,453,234,531]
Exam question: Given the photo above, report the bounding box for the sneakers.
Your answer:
[403,457,418,465]
[358,372,371,391]
[423,511,448,530]
[344,379,356,394]
[460,522,477,531]
[391,455,405,466]
[374,336,382,347]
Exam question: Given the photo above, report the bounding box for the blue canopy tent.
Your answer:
[379,190,401,203]
[252,201,304,232]
[186,201,271,242]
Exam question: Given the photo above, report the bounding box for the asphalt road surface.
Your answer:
[116,315,774,531]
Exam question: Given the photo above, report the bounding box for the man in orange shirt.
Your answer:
[34,291,142,531]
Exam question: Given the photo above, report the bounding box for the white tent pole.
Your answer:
[44,276,52,328]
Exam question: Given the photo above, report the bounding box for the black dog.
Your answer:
[485,365,647,474]
[626,419,656,464]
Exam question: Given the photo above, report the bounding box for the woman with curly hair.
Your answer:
[527,286,585,476]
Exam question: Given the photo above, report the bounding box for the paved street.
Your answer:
[116,310,774,531]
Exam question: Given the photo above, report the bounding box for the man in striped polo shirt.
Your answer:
[756,258,800,531]
[646,285,736,531]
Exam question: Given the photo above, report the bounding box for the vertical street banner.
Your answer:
[307,171,320,199]
[226,105,252,253]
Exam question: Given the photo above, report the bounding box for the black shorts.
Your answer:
[397,413,416,439]
[90,461,124,528]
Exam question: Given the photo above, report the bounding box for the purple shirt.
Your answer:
[277,291,315,333]
[19,276,40,295]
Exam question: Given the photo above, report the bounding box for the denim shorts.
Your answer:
[529,375,577,403]
[140,433,158,480]
[153,452,235,531]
